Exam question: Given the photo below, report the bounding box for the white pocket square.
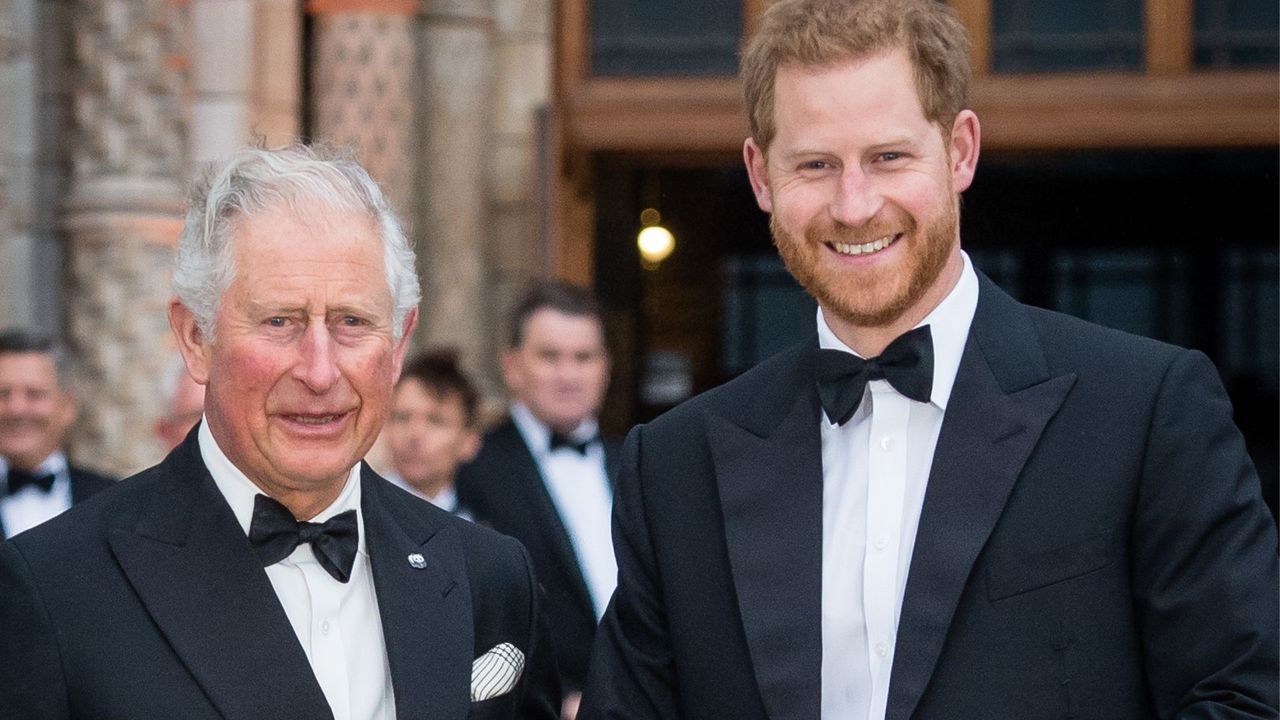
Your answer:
[471,642,525,702]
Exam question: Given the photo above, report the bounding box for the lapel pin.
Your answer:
[407,553,426,569]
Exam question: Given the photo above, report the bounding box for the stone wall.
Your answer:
[2,0,554,472]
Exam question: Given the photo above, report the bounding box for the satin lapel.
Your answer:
[363,468,473,720]
[501,425,597,619]
[886,277,1076,720]
[107,435,332,720]
[711,342,824,720]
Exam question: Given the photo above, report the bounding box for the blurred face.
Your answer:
[170,201,415,515]
[153,372,206,451]
[744,49,979,344]
[502,309,609,434]
[0,352,76,470]
[385,378,479,495]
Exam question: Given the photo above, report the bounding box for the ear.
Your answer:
[948,109,981,194]
[743,137,774,213]
[457,429,482,464]
[390,308,419,382]
[169,298,211,385]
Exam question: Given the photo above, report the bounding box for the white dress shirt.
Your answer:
[0,451,73,537]
[199,420,396,720]
[510,403,617,620]
[819,253,978,720]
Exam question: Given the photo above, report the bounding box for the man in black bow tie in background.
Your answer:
[0,329,113,540]
[458,281,619,719]
[579,0,1278,718]
[0,145,557,720]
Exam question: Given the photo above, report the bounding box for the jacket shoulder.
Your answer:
[645,336,814,434]
[1019,302,1191,375]
[6,460,171,560]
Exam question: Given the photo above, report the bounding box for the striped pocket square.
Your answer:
[471,642,525,702]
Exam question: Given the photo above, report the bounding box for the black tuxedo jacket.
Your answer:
[457,419,620,694]
[0,463,113,540]
[580,274,1278,719]
[0,431,559,719]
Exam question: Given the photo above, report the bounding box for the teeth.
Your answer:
[293,415,338,425]
[832,235,896,256]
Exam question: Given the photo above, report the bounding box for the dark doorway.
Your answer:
[592,147,1278,516]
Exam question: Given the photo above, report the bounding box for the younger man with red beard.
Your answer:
[578,0,1278,718]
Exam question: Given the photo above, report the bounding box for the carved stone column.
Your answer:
[0,0,38,327]
[189,0,253,163]
[64,0,188,475]
[251,0,302,145]
[417,0,495,393]
[307,0,419,217]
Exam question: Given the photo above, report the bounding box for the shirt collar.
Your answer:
[0,450,69,479]
[198,417,366,556]
[509,402,599,455]
[816,251,979,411]
[0,450,69,489]
[385,471,459,512]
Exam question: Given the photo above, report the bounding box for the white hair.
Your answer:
[172,144,420,342]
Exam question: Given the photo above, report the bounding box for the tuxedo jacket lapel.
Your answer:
[886,275,1076,720]
[710,341,824,720]
[497,424,597,620]
[362,467,473,720]
[107,435,332,720]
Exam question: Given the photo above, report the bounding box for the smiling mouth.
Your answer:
[829,233,901,256]
[283,413,349,426]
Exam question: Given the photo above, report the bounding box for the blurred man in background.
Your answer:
[0,328,113,539]
[153,353,206,451]
[458,281,618,718]
[382,349,481,518]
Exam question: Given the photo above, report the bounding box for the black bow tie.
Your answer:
[248,494,358,583]
[549,432,593,455]
[816,325,934,426]
[5,469,57,496]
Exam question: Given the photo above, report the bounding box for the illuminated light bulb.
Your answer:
[637,225,675,269]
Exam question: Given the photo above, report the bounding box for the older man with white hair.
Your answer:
[0,145,558,720]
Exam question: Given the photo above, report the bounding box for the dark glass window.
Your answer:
[991,0,1144,72]
[722,256,815,377]
[1053,250,1192,344]
[590,0,742,76]
[1195,0,1280,68]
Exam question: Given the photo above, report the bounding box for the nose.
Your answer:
[294,322,340,393]
[829,166,883,228]
[554,358,582,388]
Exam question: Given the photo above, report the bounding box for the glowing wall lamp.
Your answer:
[637,207,675,270]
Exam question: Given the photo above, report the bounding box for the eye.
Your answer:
[265,317,288,328]
[877,151,905,162]
[340,315,366,327]
[799,160,831,171]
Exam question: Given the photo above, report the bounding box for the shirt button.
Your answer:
[879,436,894,451]
[873,536,888,550]
[320,620,331,635]
[875,642,889,657]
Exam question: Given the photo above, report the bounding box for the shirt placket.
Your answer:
[298,550,351,720]
[863,381,909,720]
